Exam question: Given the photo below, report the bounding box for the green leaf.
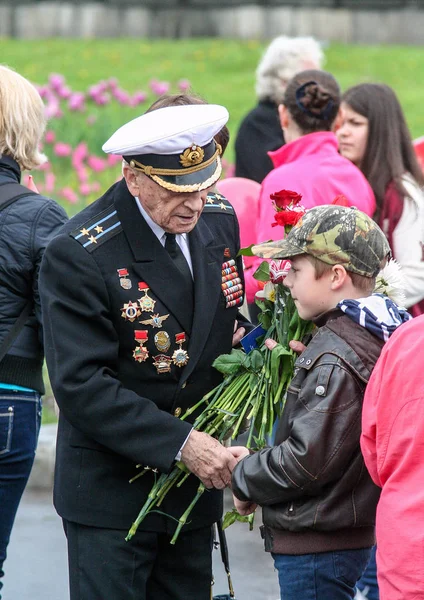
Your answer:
[238,241,272,257]
[252,261,270,282]
[212,349,248,375]
[270,344,293,393]
[221,508,256,530]
[249,349,264,373]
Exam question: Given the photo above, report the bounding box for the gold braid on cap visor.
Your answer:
[128,145,222,192]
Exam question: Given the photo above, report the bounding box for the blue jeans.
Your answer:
[356,546,379,599]
[0,390,42,599]
[272,548,372,600]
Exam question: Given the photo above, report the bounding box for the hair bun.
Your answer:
[295,80,334,121]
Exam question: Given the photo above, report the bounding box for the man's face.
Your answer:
[124,166,208,234]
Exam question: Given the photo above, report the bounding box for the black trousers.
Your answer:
[63,520,213,600]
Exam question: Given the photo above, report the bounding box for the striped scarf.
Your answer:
[337,293,412,342]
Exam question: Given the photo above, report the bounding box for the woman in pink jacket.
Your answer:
[245,69,375,306]
[361,315,424,600]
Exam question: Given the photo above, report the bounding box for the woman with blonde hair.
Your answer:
[0,65,67,597]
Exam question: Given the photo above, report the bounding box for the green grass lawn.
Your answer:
[2,38,424,159]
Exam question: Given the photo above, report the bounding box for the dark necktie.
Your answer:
[164,233,194,301]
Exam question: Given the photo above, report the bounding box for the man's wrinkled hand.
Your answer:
[233,494,257,516]
[180,430,237,490]
[232,320,245,347]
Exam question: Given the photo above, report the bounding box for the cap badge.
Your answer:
[180,145,204,168]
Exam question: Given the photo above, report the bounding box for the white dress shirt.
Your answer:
[135,197,193,460]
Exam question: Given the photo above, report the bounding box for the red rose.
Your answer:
[272,210,304,228]
[270,189,303,210]
[331,194,350,207]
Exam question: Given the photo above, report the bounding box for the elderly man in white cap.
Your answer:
[39,102,248,600]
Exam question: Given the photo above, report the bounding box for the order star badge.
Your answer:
[140,313,169,328]
[121,301,141,322]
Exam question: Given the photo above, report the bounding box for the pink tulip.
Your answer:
[108,77,119,90]
[44,172,56,194]
[60,187,79,204]
[44,97,61,120]
[45,130,56,144]
[79,183,91,196]
[49,73,65,91]
[87,155,106,172]
[131,91,147,106]
[76,166,89,183]
[38,161,52,172]
[150,81,170,96]
[54,142,72,157]
[68,93,86,112]
[72,143,88,168]
[106,154,122,167]
[58,86,72,99]
[178,79,191,91]
[94,93,110,106]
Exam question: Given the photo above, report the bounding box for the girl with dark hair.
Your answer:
[338,83,424,316]
[246,70,375,308]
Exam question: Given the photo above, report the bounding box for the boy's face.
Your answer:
[283,255,335,321]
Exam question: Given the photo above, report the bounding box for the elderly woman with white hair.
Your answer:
[0,65,67,598]
[235,35,324,183]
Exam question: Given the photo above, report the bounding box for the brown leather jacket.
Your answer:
[232,311,384,554]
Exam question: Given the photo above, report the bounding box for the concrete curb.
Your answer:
[28,423,57,491]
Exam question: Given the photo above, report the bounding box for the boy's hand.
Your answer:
[228,445,250,464]
[265,338,306,354]
[233,494,257,516]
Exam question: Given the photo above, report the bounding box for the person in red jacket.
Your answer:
[337,83,424,316]
[361,315,424,600]
[245,70,375,312]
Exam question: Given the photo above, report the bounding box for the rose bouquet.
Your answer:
[126,190,314,543]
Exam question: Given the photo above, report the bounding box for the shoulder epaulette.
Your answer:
[70,206,122,253]
[203,192,235,215]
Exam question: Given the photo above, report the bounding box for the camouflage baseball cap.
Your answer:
[252,205,390,277]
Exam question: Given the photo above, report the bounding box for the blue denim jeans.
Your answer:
[0,390,42,599]
[272,548,372,600]
[356,546,379,599]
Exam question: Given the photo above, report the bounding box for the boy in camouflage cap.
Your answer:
[253,204,390,278]
[231,204,410,599]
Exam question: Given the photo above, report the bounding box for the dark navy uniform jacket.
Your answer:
[40,179,247,533]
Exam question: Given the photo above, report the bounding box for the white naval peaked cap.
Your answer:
[102,104,229,193]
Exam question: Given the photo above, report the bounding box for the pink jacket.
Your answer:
[361,316,424,600]
[245,132,376,303]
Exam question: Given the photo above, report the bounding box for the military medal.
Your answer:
[221,260,243,309]
[121,301,141,322]
[133,330,149,363]
[117,268,132,290]
[140,313,169,328]
[138,282,156,312]
[153,354,173,374]
[224,247,231,258]
[172,333,189,367]
[154,331,171,353]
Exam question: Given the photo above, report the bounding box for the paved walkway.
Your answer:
[3,488,280,600]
